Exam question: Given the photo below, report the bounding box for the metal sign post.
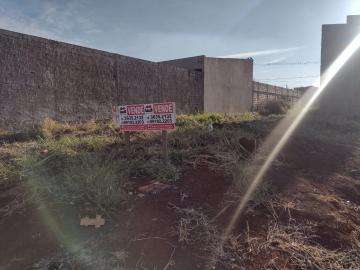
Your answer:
[124,131,130,151]
[162,130,168,164]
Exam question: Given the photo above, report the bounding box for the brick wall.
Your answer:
[0,29,203,131]
[252,81,302,111]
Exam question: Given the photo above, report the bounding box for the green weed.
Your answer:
[0,115,270,212]
[176,112,258,128]
[260,99,291,115]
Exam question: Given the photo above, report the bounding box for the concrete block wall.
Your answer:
[161,56,253,113]
[0,29,203,131]
[161,55,205,72]
[320,15,360,116]
[203,57,253,113]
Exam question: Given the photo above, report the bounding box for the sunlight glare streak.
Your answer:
[222,33,360,240]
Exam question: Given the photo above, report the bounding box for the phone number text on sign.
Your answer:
[112,102,176,131]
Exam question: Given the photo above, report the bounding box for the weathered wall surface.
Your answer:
[204,57,253,113]
[0,29,203,131]
[161,56,205,71]
[160,56,254,113]
[160,56,205,113]
[320,16,360,116]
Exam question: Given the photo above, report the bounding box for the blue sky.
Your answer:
[1,0,360,87]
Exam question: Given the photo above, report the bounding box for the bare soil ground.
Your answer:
[1,115,360,269]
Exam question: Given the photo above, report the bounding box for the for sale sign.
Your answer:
[112,102,176,131]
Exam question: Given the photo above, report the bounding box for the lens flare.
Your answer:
[222,33,360,240]
[25,169,98,269]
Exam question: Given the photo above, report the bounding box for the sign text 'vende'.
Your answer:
[112,102,176,131]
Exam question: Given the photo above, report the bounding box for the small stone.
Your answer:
[80,215,105,228]
[138,181,171,194]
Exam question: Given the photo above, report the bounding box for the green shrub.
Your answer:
[230,161,272,208]
[21,149,128,211]
[0,130,41,144]
[19,132,180,213]
[176,112,258,128]
[169,150,189,166]
[260,100,291,115]
[0,145,25,187]
[5,112,269,214]
[62,154,128,209]
[127,158,178,180]
[0,160,20,187]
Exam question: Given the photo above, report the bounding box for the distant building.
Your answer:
[294,86,315,93]
[320,15,360,115]
[160,56,253,113]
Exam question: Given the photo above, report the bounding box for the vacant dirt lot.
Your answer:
[1,114,360,269]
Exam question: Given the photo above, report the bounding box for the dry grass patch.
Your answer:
[171,204,244,269]
[261,222,360,270]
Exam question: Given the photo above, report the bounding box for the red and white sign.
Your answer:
[112,102,176,131]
